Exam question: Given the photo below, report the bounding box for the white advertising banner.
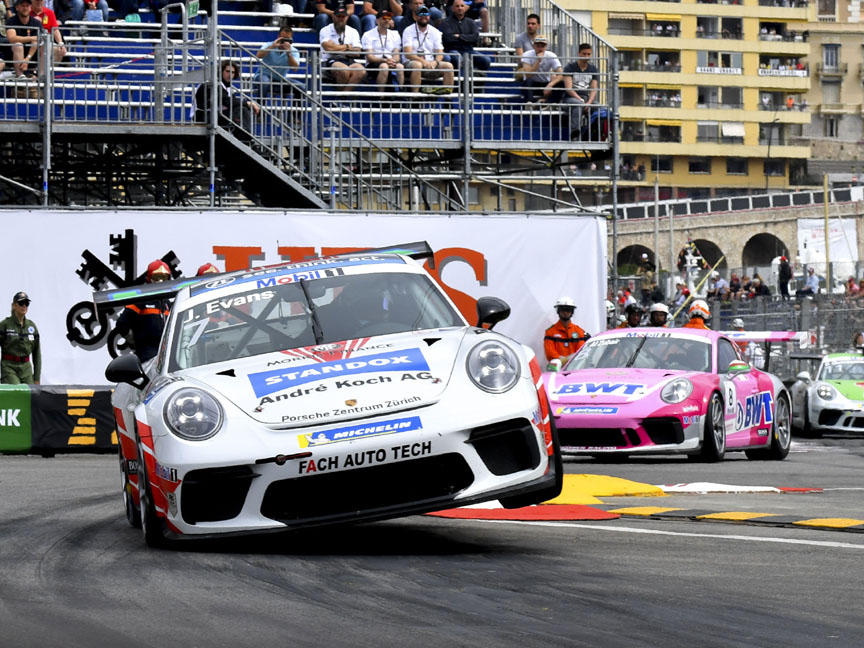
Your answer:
[1,210,606,384]
[797,217,859,265]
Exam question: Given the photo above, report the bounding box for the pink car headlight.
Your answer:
[661,378,693,404]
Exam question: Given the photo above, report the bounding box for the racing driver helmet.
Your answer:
[688,299,710,321]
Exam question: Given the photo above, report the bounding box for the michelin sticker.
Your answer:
[557,406,619,415]
[249,348,430,398]
[298,416,422,448]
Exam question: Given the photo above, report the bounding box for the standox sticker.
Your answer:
[249,348,429,398]
[736,391,774,431]
[298,416,422,448]
[557,406,619,415]
[555,382,645,396]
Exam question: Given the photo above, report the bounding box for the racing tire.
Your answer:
[746,393,792,461]
[695,393,726,462]
[137,447,169,548]
[119,445,141,528]
[499,412,563,509]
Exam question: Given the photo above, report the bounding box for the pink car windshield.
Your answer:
[565,335,712,373]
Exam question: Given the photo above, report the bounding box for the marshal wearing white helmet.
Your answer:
[648,302,669,327]
[544,296,590,364]
[683,299,711,330]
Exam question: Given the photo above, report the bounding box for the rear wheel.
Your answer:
[696,393,726,462]
[119,445,141,528]
[746,393,792,461]
[500,412,563,509]
[137,448,168,548]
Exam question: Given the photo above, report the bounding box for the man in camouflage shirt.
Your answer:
[0,291,41,384]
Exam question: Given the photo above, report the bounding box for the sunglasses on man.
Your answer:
[16,300,31,306]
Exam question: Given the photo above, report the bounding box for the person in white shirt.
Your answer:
[519,35,563,103]
[401,5,454,94]
[320,5,366,91]
[361,9,404,90]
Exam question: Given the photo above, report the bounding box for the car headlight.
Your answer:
[164,387,224,441]
[661,378,693,404]
[466,341,520,393]
[816,383,836,401]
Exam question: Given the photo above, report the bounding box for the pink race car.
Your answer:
[542,328,793,461]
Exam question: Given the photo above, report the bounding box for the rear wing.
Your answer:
[93,241,434,313]
[720,331,807,345]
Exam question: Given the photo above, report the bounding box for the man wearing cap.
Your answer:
[402,5,453,93]
[115,260,173,364]
[360,0,402,34]
[440,0,490,83]
[6,0,41,78]
[519,35,563,103]
[398,0,442,36]
[362,10,404,91]
[0,292,41,385]
[255,25,301,97]
[320,5,366,91]
[314,0,361,34]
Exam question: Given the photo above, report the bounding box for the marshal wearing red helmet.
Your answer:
[115,259,174,362]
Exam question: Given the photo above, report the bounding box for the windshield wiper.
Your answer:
[299,279,325,344]
[625,337,648,368]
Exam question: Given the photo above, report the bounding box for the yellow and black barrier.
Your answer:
[0,385,116,454]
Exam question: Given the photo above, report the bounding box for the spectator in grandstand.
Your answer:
[7,0,42,79]
[314,0,361,34]
[706,270,729,301]
[402,5,453,94]
[728,272,742,300]
[562,42,598,115]
[649,281,664,304]
[57,0,108,23]
[519,35,563,103]
[513,13,540,82]
[398,0,441,35]
[440,0,489,82]
[360,0,402,34]
[442,0,488,35]
[104,0,138,21]
[852,331,864,351]
[778,255,792,300]
[795,267,819,298]
[195,60,261,137]
[747,276,771,298]
[740,274,752,295]
[320,5,366,91]
[255,24,302,96]
[29,0,65,63]
[362,9,404,91]
[0,291,41,385]
[846,276,860,299]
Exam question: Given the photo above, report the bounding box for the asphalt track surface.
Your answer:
[1,435,863,648]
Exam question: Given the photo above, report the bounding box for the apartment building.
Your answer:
[562,0,812,202]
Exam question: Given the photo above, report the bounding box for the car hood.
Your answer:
[825,380,864,402]
[179,330,465,427]
[544,367,697,404]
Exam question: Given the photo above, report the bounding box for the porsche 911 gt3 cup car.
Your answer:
[790,352,864,437]
[99,243,561,546]
[542,328,792,461]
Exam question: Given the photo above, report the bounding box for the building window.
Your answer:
[822,44,840,69]
[764,160,785,177]
[689,158,711,174]
[818,0,836,18]
[651,156,673,173]
[726,158,748,175]
[825,117,838,138]
[697,121,719,142]
[822,81,841,105]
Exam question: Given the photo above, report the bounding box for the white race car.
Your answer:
[100,243,561,547]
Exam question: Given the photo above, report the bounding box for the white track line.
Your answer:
[479,520,864,550]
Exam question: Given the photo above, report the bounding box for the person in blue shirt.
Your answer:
[255,25,302,97]
[795,266,820,298]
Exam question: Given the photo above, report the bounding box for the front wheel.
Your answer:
[746,393,792,461]
[119,446,141,528]
[696,393,726,462]
[137,448,169,548]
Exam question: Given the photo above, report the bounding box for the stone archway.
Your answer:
[742,233,789,267]
[617,244,656,273]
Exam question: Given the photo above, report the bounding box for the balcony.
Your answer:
[758,67,809,78]
[697,66,742,75]
[759,0,808,6]
[696,30,743,40]
[816,62,848,77]
[819,103,849,114]
[643,63,682,73]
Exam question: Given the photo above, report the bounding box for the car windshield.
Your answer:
[565,334,712,373]
[820,360,864,381]
[169,272,463,370]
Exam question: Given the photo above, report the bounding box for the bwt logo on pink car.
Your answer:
[736,391,774,430]
[555,383,645,396]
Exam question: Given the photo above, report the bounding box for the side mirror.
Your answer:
[476,296,510,330]
[546,358,562,372]
[796,370,812,384]
[726,360,751,376]
[106,353,148,389]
